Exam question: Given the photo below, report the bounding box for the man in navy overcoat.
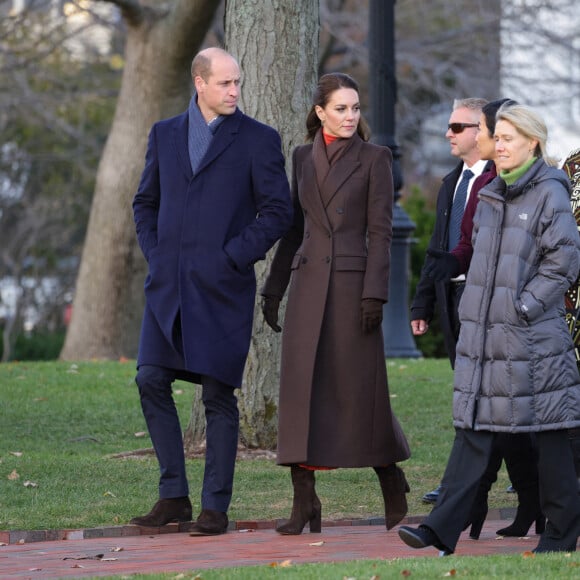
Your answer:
[131,47,292,535]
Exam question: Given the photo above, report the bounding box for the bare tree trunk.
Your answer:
[184,0,319,451]
[60,0,222,360]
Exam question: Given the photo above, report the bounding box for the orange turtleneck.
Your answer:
[322,131,339,146]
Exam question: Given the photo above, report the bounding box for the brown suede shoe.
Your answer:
[130,497,192,526]
[189,509,229,536]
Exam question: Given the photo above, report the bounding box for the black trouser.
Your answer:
[424,428,580,553]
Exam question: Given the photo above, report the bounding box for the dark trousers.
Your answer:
[424,428,580,553]
[136,365,239,513]
[476,433,538,497]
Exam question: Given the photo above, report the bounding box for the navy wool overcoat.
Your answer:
[133,108,292,388]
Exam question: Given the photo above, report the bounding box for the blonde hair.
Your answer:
[496,103,557,166]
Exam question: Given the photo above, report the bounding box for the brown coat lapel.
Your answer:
[312,130,363,208]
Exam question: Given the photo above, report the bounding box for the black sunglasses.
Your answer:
[448,123,479,134]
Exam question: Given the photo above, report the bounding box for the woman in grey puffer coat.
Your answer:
[400,103,580,555]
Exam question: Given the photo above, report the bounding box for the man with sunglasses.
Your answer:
[410,98,489,505]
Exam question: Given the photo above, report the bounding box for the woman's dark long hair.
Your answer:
[305,73,370,142]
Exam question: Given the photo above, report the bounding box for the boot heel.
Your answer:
[469,516,484,540]
[535,516,545,535]
[309,509,322,533]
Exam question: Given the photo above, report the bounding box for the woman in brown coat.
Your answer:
[262,73,411,535]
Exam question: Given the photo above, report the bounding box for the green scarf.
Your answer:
[500,157,537,185]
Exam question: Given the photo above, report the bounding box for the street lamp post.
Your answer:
[368,0,421,358]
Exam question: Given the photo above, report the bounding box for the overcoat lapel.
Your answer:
[195,109,243,176]
[313,131,362,208]
[299,150,332,233]
[173,113,193,180]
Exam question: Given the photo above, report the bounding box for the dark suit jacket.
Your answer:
[133,108,292,388]
[411,162,464,365]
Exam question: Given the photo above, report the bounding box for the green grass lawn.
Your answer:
[2,359,578,578]
[0,358,516,531]
[106,553,580,580]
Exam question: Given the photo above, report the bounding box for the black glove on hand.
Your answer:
[361,298,384,334]
[261,295,282,332]
[424,249,460,281]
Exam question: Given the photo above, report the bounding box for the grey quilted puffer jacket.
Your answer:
[453,159,580,432]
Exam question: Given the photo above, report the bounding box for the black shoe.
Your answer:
[533,540,577,553]
[422,485,442,504]
[189,509,229,536]
[130,497,192,526]
[398,525,452,554]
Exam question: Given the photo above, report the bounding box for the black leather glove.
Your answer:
[424,249,460,281]
[361,298,384,334]
[261,295,282,332]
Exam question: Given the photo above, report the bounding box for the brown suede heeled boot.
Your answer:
[130,497,192,526]
[374,465,410,530]
[276,464,322,535]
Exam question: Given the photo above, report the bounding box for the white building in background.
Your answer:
[500,0,580,163]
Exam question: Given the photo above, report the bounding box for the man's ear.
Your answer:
[194,75,204,94]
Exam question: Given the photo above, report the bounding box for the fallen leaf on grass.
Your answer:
[103,491,116,497]
[174,389,184,395]
[401,570,411,577]
[522,551,535,558]
[269,559,292,567]
[23,480,38,488]
[444,570,457,577]
[309,540,324,546]
[7,470,19,480]
[9,451,23,457]
[134,432,147,438]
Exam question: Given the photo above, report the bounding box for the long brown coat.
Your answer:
[263,130,410,467]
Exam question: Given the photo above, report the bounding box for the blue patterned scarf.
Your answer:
[187,94,225,174]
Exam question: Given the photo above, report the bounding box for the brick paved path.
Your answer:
[0,517,554,579]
